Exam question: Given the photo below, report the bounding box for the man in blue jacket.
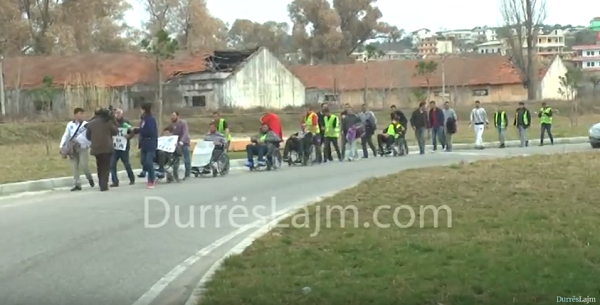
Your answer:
[133,102,158,188]
[428,101,446,152]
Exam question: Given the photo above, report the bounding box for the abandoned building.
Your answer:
[0,47,306,116]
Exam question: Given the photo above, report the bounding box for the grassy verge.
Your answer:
[199,152,600,305]
[0,114,593,184]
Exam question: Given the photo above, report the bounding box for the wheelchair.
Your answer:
[287,138,316,167]
[154,149,180,183]
[190,140,230,177]
[389,136,407,156]
[249,143,282,171]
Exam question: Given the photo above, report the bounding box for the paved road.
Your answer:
[0,144,593,305]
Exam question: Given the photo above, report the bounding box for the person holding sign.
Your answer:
[212,111,231,149]
[110,109,135,187]
[164,111,191,180]
[132,102,158,189]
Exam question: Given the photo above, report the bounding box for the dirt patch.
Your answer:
[199,152,600,305]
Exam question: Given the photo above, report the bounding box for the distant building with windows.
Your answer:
[571,32,600,71]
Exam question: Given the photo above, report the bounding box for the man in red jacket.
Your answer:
[260,112,282,139]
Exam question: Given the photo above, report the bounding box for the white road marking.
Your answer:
[130,204,303,305]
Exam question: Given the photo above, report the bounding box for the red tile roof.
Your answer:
[1,52,207,89]
[290,55,526,90]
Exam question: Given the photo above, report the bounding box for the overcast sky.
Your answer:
[126,0,598,32]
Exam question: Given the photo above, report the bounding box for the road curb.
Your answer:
[0,137,589,196]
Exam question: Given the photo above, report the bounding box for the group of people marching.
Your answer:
[59,103,233,192]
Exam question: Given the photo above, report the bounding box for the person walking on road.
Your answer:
[133,102,158,189]
[358,103,378,158]
[59,107,95,191]
[428,101,446,152]
[164,111,191,180]
[304,106,322,163]
[341,104,361,160]
[469,100,489,149]
[110,109,135,187]
[317,103,327,161]
[537,102,554,146]
[86,107,118,192]
[442,101,457,152]
[213,111,232,149]
[322,108,342,162]
[410,101,430,155]
[493,107,509,148]
[513,102,531,147]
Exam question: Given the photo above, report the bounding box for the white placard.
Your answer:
[112,128,129,151]
[191,140,215,167]
[157,135,178,153]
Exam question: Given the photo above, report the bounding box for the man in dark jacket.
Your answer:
[410,101,430,155]
[428,101,446,152]
[390,105,408,127]
[86,108,119,191]
[133,102,158,188]
[110,109,135,187]
[513,101,532,147]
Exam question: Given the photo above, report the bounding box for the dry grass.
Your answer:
[199,152,600,305]
[0,103,595,184]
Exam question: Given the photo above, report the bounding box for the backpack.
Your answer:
[60,122,84,158]
[446,117,457,134]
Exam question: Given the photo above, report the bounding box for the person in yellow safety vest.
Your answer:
[376,118,403,156]
[537,102,554,146]
[303,106,322,163]
[513,101,531,147]
[493,107,509,148]
[212,111,232,149]
[322,108,342,162]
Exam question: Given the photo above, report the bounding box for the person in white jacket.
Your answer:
[59,108,94,191]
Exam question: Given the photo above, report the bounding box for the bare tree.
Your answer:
[499,0,547,100]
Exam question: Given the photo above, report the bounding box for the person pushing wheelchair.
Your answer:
[377,118,404,156]
[245,123,282,168]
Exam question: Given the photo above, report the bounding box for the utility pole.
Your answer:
[0,57,5,116]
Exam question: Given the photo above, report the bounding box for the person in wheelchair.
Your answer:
[200,122,227,173]
[283,123,311,164]
[245,123,282,168]
[377,118,404,156]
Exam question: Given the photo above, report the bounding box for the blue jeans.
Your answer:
[431,126,446,150]
[246,144,267,162]
[173,143,191,178]
[110,150,135,184]
[140,149,155,182]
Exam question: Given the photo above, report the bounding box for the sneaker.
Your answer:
[138,172,146,178]
[147,182,155,189]
[245,161,253,168]
[129,180,135,185]
[71,185,82,191]
[88,179,95,187]
[257,160,266,167]
[110,183,119,187]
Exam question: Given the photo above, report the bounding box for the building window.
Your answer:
[34,100,53,112]
[191,96,206,107]
[324,94,339,102]
[132,97,144,108]
[472,89,489,96]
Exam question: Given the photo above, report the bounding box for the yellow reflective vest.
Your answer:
[305,112,320,134]
[324,115,339,137]
[217,118,232,140]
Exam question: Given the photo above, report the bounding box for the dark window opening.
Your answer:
[34,100,53,112]
[324,94,339,102]
[192,96,206,107]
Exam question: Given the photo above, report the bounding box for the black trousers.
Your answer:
[95,153,111,191]
[361,133,377,157]
[323,137,341,161]
[377,134,394,151]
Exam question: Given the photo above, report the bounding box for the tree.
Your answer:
[414,60,438,98]
[287,0,397,63]
[589,75,600,98]
[558,67,582,126]
[227,19,291,55]
[31,76,59,154]
[498,0,547,100]
[168,0,227,51]
[141,29,178,131]
[364,43,384,59]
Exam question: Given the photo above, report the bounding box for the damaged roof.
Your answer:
[1,48,261,89]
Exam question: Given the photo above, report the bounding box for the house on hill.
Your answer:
[290,54,570,107]
[0,47,305,116]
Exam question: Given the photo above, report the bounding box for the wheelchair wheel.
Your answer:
[287,151,297,166]
[305,145,316,165]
